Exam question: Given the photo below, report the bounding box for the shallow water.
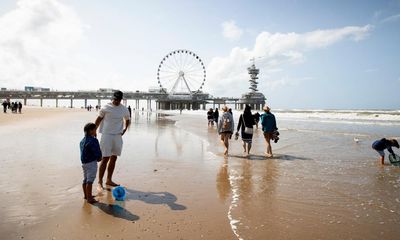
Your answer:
[173,112,400,240]
[0,110,399,239]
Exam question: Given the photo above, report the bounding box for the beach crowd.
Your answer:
[2,99,22,114]
[208,105,278,157]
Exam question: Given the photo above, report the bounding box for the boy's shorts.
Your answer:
[82,161,97,184]
[374,149,385,157]
[100,134,123,157]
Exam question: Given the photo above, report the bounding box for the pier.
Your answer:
[0,89,242,110]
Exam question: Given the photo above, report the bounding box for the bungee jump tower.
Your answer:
[237,59,266,110]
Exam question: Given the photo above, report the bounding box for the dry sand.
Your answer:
[0,108,399,240]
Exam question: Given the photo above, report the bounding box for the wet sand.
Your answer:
[0,109,399,239]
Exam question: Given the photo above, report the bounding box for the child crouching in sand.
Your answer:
[80,123,102,204]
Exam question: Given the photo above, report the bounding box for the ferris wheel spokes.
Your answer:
[157,49,206,95]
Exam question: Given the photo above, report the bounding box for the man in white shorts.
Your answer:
[95,90,131,189]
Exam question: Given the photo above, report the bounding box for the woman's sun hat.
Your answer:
[222,106,229,112]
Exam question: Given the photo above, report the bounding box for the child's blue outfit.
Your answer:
[80,135,102,184]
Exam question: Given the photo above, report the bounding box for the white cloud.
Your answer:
[0,0,124,90]
[381,13,400,23]
[206,25,372,96]
[221,20,243,41]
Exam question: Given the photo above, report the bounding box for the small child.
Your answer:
[80,123,102,204]
[371,138,399,165]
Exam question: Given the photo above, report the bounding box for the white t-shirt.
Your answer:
[98,103,130,134]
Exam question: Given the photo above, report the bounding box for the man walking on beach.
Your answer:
[95,90,131,189]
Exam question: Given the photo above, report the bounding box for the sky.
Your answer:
[0,0,399,109]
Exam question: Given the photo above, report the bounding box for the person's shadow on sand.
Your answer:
[94,202,139,221]
[125,188,187,211]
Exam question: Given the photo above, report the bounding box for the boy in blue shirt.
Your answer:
[80,123,102,204]
[372,138,399,165]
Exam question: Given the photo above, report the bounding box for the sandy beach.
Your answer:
[1,108,400,240]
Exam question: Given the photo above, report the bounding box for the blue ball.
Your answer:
[112,186,126,201]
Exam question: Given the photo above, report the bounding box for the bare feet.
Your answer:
[265,152,272,158]
[224,149,228,156]
[106,181,120,187]
[98,182,104,190]
[87,197,98,204]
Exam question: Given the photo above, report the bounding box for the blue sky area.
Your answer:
[0,0,399,109]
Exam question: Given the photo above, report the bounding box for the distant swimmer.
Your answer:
[260,106,278,158]
[95,91,131,189]
[218,106,234,156]
[371,138,399,165]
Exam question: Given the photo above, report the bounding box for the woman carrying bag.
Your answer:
[236,105,255,156]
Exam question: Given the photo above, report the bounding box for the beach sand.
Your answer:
[0,108,399,239]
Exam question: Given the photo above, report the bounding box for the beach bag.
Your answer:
[222,114,232,131]
[389,154,400,166]
[241,115,253,134]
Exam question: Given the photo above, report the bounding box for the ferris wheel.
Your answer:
[157,50,206,95]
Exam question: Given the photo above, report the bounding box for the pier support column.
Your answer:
[56,98,58,108]
[97,99,101,107]
[70,99,73,108]
[40,98,43,107]
[135,100,139,110]
[84,99,88,108]
[24,98,27,106]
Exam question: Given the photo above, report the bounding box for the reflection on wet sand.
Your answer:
[217,156,280,239]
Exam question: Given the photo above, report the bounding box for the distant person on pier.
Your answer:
[236,105,255,156]
[128,106,132,118]
[261,106,278,158]
[218,106,234,156]
[228,108,233,116]
[2,100,7,113]
[207,108,214,126]
[213,108,219,126]
[372,138,399,165]
[11,102,17,113]
[253,112,260,129]
[95,90,131,189]
[18,102,22,114]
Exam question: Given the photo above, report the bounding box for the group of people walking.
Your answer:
[2,100,22,114]
[216,105,278,157]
